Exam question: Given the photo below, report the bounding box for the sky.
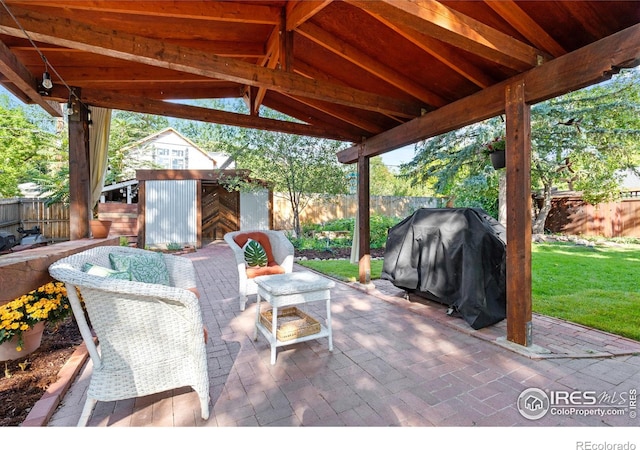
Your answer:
[379,144,416,169]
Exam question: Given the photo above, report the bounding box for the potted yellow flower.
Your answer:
[0,281,73,361]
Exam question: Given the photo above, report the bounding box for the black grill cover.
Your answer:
[381,208,506,329]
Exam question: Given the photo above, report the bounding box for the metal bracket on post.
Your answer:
[525,321,533,347]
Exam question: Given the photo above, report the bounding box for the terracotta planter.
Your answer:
[490,150,505,169]
[90,219,112,239]
[0,321,45,361]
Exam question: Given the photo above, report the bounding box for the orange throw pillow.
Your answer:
[233,232,276,264]
[233,232,287,279]
[245,264,286,279]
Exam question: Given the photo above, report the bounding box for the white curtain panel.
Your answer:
[89,107,112,209]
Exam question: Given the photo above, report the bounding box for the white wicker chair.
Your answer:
[224,230,295,311]
[48,245,210,426]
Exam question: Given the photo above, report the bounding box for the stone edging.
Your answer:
[20,340,91,427]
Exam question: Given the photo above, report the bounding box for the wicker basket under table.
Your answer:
[253,272,335,364]
[259,306,321,341]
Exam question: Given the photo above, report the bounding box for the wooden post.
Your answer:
[357,147,371,284]
[68,92,91,240]
[505,80,532,346]
[136,180,146,249]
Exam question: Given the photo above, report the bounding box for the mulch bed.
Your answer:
[0,317,82,427]
[296,247,385,260]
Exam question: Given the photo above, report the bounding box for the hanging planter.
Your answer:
[490,150,506,169]
[484,136,506,170]
[90,219,112,239]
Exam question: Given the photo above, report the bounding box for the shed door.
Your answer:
[201,183,239,241]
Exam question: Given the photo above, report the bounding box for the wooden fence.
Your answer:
[4,193,640,241]
[272,194,441,230]
[546,195,640,237]
[0,195,441,241]
[0,198,69,241]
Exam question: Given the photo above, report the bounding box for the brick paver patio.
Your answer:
[42,240,640,435]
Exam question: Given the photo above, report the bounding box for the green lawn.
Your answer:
[297,258,384,283]
[296,242,640,341]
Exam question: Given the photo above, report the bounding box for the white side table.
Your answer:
[253,272,335,364]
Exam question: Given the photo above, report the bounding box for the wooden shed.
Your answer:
[135,169,272,249]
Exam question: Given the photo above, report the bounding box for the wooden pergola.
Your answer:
[1,1,638,347]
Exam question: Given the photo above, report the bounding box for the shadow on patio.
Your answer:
[45,240,640,428]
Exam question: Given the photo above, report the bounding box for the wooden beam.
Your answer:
[505,80,532,347]
[67,93,91,240]
[13,1,282,24]
[337,23,640,163]
[484,0,566,58]
[357,149,371,285]
[348,0,547,71]
[0,39,62,116]
[298,22,447,108]
[280,93,386,135]
[0,6,423,118]
[81,89,362,142]
[261,93,374,139]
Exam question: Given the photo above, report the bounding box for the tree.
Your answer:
[0,94,61,197]
[402,117,503,217]
[404,69,640,230]
[369,157,398,196]
[370,156,434,197]
[528,69,640,232]
[106,111,169,184]
[232,120,350,237]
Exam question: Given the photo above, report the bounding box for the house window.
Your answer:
[155,147,186,169]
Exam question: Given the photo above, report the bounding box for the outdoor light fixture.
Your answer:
[66,97,76,116]
[41,71,53,90]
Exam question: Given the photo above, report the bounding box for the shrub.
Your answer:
[293,215,402,250]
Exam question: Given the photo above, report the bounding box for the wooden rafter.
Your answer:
[285,0,332,31]
[297,22,447,108]
[0,6,423,118]
[0,39,62,116]
[280,93,386,135]
[243,26,281,115]
[348,0,550,71]
[485,0,566,58]
[356,7,495,89]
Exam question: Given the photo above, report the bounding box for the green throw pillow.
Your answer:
[82,262,131,280]
[243,239,268,267]
[109,252,171,286]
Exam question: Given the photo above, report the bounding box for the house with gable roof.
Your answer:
[116,127,234,180]
[99,128,270,248]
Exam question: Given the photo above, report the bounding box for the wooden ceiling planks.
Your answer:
[0,0,638,147]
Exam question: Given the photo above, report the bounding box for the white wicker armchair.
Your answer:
[48,246,210,426]
[224,230,295,311]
